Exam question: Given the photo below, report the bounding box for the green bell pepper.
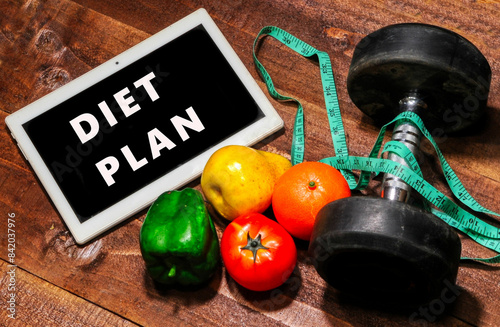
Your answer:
[140,188,220,286]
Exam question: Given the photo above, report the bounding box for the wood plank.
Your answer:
[0,0,149,114]
[0,259,138,326]
[1,0,499,326]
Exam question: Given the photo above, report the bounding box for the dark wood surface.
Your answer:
[1,0,499,326]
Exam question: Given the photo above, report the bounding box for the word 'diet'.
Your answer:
[70,72,159,144]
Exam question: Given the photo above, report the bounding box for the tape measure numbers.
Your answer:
[253,26,500,264]
[253,27,356,187]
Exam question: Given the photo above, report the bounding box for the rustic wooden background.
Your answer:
[1,0,499,326]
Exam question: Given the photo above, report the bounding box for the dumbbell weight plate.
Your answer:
[347,23,491,133]
[308,197,461,308]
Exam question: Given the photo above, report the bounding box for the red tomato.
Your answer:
[220,213,297,291]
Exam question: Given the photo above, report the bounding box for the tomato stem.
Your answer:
[241,232,269,263]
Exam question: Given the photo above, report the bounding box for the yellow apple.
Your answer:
[201,145,291,221]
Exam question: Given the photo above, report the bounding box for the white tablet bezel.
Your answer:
[5,8,283,244]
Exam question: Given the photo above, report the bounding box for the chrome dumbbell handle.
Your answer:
[382,95,426,203]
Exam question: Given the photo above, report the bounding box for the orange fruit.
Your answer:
[272,161,351,240]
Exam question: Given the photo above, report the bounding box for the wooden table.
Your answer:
[1,0,499,326]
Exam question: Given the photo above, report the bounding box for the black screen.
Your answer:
[23,25,264,222]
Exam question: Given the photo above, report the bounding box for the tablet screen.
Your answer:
[22,25,264,222]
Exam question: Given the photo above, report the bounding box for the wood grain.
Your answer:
[1,0,499,326]
[0,261,138,326]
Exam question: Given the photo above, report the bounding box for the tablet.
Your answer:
[6,8,283,244]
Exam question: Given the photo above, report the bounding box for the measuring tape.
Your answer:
[253,26,500,264]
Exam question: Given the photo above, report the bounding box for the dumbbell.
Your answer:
[309,23,491,307]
